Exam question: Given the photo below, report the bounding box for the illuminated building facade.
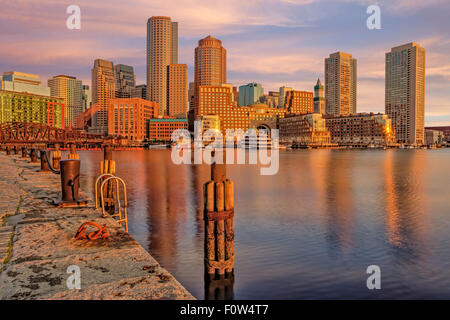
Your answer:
[92,59,115,134]
[148,118,188,141]
[167,64,188,117]
[48,75,83,128]
[108,98,159,141]
[0,90,64,128]
[386,42,425,145]
[284,90,314,114]
[325,52,357,115]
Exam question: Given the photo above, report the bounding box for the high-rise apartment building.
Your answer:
[48,75,83,128]
[92,59,115,134]
[147,16,178,115]
[194,35,227,88]
[115,64,136,98]
[0,71,50,96]
[385,42,426,145]
[239,83,264,107]
[167,64,187,117]
[325,52,357,116]
[313,78,325,114]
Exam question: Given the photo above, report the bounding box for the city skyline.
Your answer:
[0,1,449,126]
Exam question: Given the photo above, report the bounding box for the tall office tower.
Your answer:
[48,75,83,128]
[82,85,92,112]
[188,82,195,112]
[115,64,136,98]
[279,86,292,108]
[313,78,325,114]
[325,52,357,115]
[386,43,426,145]
[238,83,264,106]
[194,35,227,88]
[147,16,178,115]
[167,64,187,117]
[1,71,50,96]
[131,84,147,100]
[92,59,115,134]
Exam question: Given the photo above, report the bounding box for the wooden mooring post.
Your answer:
[53,144,61,170]
[100,146,116,211]
[204,151,235,276]
[68,144,79,160]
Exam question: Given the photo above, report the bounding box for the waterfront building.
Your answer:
[148,118,188,141]
[108,98,159,142]
[313,78,325,114]
[425,126,450,142]
[278,86,292,108]
[115,64,136,98]
[325,52,357,115]
[82,85,92,112]
[0,90,64,128]
[285,90,314,114]
[324,113,395,146]
[0,71,51,97]
[48,75,83,128]
[92,59,115,134]
[147,16,178,115]
[196,85,285,134]
[279,113,332,146]
[167,64,188,118]
[239,83,264,107]
[197,114,221,133]
[385,42,426,145]
[425,129,445,146]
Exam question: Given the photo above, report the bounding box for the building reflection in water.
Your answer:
[323,151,355,254]
[383,150,426,256]
[144,150,189,270]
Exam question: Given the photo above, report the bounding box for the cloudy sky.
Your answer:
[1,0,449,125]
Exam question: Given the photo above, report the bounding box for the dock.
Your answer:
[0,153,195,300]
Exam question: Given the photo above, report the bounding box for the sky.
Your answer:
[0,0,449,125]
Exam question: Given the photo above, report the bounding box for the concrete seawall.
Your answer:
[0,153,195,300]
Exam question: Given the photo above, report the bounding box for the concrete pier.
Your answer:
[0,153,194,300]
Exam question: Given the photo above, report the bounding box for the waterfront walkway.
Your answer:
[0,153,194,300]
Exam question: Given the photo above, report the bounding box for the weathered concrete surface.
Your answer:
[0,153,195,300]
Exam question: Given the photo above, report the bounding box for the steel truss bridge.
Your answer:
[0,122,105,147]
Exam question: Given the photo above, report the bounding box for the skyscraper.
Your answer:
[239,83,264,106]
[167,64,188,117]
[92,59,115,134]
[194,35,226,88]
[325,52,357,116]
[48,75,83,128]
[314,78,325,114]
[115,64,136,98]
[82,85,92,112]
[385,42,426,145]
[147,16,178,115]
[1,71,50,96]
[278,86,292,108]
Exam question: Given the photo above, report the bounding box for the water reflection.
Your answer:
[77,149,450,299]
[383,151,426,258]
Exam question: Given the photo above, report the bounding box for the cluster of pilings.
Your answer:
[203,153,236,300]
